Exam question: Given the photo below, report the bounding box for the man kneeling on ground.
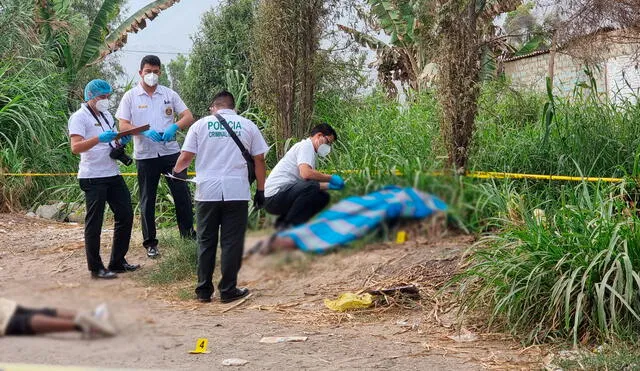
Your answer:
[264,123,345,230]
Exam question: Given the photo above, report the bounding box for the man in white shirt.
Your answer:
[264,123,345,229]
[68,79,138,279]
[116,55,196,258]
[172,91,268,303]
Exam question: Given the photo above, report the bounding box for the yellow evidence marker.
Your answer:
[188,338,211,354]
[395,230,407,244]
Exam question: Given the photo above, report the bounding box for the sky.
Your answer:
[115,0,220,81]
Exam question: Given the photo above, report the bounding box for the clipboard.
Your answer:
[116,124,150,139]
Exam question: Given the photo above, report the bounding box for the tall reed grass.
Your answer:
[456,181,640,344]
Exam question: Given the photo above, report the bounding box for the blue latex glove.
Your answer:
[162,124,179,142]
[119,135,132,146]
[328,182,344,190]
[98,130,117,143]
[142,129,162,142]
[329,174,345,187]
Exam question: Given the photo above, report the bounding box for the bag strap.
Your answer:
[85,104,115,149]
[214,113,252,160]
[85,104,113,131]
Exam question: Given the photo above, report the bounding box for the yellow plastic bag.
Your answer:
[324,292,374,312]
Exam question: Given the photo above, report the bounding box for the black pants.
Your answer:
[264,180,330,228]
[195,201,248,300]
[136,152,195,248]
[79,175,133,272]
[6,306,57,335]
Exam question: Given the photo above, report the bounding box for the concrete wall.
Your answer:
[504,37,640,102]
[503,52,606,97]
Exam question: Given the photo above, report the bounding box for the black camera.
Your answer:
[109,146,133,166]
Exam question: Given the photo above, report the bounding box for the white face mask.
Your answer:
[95,99,110,113]
[143,73,159,87]
[317,143,331,157]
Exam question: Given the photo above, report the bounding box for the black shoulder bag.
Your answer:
[214,113,256,185]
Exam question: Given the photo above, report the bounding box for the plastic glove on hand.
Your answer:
[142,129,162,142]
[328,182,344,191]
[329,174,345,188]
[98,130,117,143]
[162,124,179,142]
[253,190,265,209]
[119,135,132,146]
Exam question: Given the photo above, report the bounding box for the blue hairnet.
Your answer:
[84,79,112,101]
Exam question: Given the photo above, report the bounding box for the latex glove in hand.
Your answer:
[171,168,187,180]
[329,174,345,188]
[162,124,179,142]
[98,130,117,143]
[253,190,265,209]
[142,129,162,142]
[328,182,344,190]
[119,135,132,146]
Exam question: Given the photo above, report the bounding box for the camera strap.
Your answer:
[85,104,115,149]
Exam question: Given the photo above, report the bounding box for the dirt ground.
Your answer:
[0,213,545,370]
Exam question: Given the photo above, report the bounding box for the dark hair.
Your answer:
[140,55,161,70]
[310,122,337,142]
[210,90,235,109]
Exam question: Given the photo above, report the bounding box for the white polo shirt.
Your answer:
[115,83,188,160]
[68,105,120,179]
[264,138,316,197]
[182,109,269,201]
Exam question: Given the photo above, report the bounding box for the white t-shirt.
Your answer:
[264,138,316,197]
[115,83,188,160]
[181,109,269,201]
[68,105,120,179]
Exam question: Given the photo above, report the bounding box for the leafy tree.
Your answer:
[414,0,521,172]
[253,0,327,155]
[182,0,255,117]
[167,54,188,94]
[338,0,426,97]
[35,0,183,107]
[503,2,550,55]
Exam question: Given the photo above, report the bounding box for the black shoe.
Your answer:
[197,297,212,303]
[91,269,117,279]
[146,246,159,258]
[109,263,140,273]
[220,288,250,303]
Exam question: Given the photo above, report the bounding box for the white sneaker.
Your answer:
[74,311,117,338]
[93,303,110,322]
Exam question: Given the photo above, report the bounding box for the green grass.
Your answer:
[144,232,198,285]
[455,181,640,345]
[555,344,640,370]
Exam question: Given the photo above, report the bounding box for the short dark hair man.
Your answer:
[263,123,344,230]
[116,55,196,258]
[173,90,268,303]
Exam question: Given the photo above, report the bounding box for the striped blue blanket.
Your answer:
[278,186,447,254]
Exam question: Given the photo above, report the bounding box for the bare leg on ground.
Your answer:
[30,315,78,334]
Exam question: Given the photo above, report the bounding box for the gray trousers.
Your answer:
[194,200,248,300]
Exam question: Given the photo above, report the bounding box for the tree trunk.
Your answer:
[436,0,482,173]
[253,0,323,157]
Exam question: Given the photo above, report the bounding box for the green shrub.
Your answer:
[457,182,640,344]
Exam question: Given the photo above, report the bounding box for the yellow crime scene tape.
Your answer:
[0,170,626,183]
